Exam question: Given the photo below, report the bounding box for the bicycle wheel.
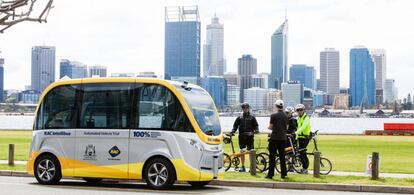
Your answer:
[258,152,270,171]
[319,157,332,175]
[231,156,241,170]
[255,153,267,172]
[291,155,303,173]
[223,153,231,172]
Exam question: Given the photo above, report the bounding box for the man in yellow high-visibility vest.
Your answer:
[294,104,311,174]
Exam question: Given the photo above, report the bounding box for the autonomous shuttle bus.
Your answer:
[27,78,223,189]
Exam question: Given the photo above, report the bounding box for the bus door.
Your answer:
[74,83,132,179]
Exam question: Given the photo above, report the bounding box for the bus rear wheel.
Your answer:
[143,157,176,190]
[188,181,210,188]
[34,154,62,185]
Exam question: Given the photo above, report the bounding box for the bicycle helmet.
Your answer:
[295,104,305,111]
[241,102,250,109]
[285,106,294,113]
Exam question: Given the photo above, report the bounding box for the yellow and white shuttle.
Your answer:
[27,78,223,189]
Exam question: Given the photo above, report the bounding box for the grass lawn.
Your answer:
[1,131,414,174]
[0,131,32,161]
[224,172,414,187]
[0,164,26,171]
[223,134,414,174]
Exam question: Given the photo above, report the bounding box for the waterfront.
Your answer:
[0,115,413,134]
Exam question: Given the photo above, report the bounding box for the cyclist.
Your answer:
[294,103,311,174]
[265,100,288,179]
[231,102,259,172]
[285,106,297,137]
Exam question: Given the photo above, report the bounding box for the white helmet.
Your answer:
[285,106,294,113]
[295,104,305,111]
[274,99,284,107]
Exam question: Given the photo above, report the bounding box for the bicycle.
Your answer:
[258,130,332,175]
[222,132,268,172]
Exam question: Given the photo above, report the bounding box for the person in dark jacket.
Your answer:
[231,102,259,172]
[285,106,297,147]
[265,100,288,179]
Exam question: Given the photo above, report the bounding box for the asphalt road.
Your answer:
[0,176,401,195]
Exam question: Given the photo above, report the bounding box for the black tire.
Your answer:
[319,157,333,175]
[34,154,62,185]
[291,156,303,173]
[83,178,103,183]
[143,157,176,190]
[275,157,281,173]
[188,181,211,188]
[258,152,270,171]
[223,153,231,172]
[255,153,267,172]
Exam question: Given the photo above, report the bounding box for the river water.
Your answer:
[0,115,413,134]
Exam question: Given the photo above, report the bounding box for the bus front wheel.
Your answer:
[143,157,176,190]
[34,154,62,185]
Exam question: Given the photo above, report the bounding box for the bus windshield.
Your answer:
[171,82,221,136]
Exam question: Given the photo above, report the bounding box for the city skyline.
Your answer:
[0,0,413,98]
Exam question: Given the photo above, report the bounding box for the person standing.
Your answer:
[231,102,259,172]
[265,100,288,179]
[295,104,311,174]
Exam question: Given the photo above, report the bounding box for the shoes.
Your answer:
[301,169,308,174]
[265,175,273,179]
[239,167,246,172]
[281,175,287,179]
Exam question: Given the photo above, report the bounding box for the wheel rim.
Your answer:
[148,163,168,186]
[37,159,56,182]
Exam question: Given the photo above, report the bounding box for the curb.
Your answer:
[210,180,414,194]
[1,170,414,194]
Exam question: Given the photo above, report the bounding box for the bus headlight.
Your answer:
[188,138,204,152]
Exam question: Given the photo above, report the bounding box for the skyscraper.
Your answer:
[60,59,87,79]
[371,49,386,104]
[320,48,340,96]
[238,54,257,102]
[31,46,55,93]
[203,14,225,76]
[289,64,316,89]
[349,47,376,107]
[281,81,303,108]
[88,65,107,77]
[0,57,3,102]
[269,19,288,89]
[201,76,227,109]
[164,6,201,83]
[384,79,397,103]
[371,49,386,90]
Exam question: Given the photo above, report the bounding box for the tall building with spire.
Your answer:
[203,13,225,77]
[269,19,288,89]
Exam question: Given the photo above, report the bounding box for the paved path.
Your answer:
[0,176,402,195]
[228,167,414,178]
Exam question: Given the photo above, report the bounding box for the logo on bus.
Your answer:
[108,146,121,158]
[133,131,161,138]
[83,144,97,161]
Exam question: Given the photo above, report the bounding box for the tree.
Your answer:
[0,0,54,33]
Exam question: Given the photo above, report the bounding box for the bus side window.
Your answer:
[37,85,78,130]
[79,83,132,129]
[136,84,193,132]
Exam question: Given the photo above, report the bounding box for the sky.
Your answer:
[0,0,413,99]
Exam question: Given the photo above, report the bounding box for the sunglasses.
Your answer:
[296,109,304,111]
